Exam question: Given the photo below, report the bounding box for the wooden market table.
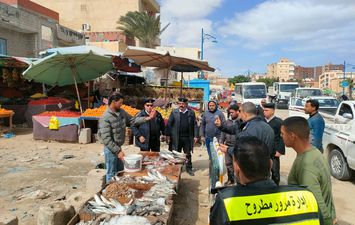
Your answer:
[0,112,14,134]
[68,152,183,225]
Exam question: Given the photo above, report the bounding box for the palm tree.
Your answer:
[117,11,169,48]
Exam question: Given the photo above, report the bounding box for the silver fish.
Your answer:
[94,194,106,207]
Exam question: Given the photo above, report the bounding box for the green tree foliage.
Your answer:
[228,75,251,84]
[117,11,169,48]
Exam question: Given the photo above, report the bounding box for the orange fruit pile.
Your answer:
[121,104,139,117]
[81,104,140,118]
[0,108,13,115]
[81,105,107,117]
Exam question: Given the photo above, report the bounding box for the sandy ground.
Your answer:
[0,109,354,225]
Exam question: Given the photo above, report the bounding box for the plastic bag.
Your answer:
[213,137,226,176]
[48,116,60,130]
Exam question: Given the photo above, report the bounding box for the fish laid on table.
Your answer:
[87,194,128,215]
[104,215,151,225]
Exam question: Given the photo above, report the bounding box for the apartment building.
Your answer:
[319,70,354,95]
[267,58,295,81]
[0,0,84,57]
[294,63,344,81]
[31,0,160,52]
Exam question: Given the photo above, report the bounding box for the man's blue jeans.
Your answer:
[205,137,212,160]
[104,147,123,183]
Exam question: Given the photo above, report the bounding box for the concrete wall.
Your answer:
[88,41,128,53]
[0,27,36,57]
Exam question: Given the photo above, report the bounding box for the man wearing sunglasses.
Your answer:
[131,98,166,152]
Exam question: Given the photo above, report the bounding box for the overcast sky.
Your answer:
[158,0,355,77]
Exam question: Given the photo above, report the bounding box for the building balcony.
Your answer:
[56,24,85,45]
[85,31,135,46]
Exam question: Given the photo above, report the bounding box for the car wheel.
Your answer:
[328,148,352,180]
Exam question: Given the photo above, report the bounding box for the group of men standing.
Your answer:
[210,99,335,225]
[98,91,335,225]
[99,92,199,179]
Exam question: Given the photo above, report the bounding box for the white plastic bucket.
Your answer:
[123,154,143,172]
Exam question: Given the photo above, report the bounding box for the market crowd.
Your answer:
[98,91,336,225]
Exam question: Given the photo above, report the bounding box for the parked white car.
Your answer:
[288,96,339,118]
[323,101,355,180]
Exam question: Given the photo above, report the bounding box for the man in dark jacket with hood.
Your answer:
[131,99,165,152]
[166,97,198,176]
[220,104,241,185]
[201,100,226,159]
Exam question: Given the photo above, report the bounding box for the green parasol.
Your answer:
[23,49,113,113]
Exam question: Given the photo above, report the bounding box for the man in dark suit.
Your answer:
[166,97,199,176]
[263,102,285,185]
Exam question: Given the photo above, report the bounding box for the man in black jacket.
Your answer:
[216,102,274,157]
[131,99,166,152]
[166,97,198,176]
[263,102,285,185]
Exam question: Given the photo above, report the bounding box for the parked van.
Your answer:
[234,82,267,105]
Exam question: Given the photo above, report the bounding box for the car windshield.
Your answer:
[243,85,266,99]
[297,89,322,98]
[301,98,339,107]
[280,84,299,92]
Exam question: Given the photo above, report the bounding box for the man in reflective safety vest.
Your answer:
[210,136,323,225]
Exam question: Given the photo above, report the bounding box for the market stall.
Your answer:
[0,55,40,126]
[26,97,75,127]
[68,150,185,225]
[32,110,81,142]
[80,104,139,143]
[122,46,215,100]
[0,108,14,134]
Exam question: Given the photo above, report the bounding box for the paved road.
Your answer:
[276,109,354,225]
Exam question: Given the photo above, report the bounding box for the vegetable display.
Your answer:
[81,104,139,118]
[38,111,81,118]
[0,108,13,115]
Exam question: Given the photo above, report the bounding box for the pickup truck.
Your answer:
[323,101,355,180]
[268,82,299,109]
[288,96,339,119]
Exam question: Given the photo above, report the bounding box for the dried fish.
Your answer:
[100,195,115,207]
[94,194,106,207]
[159,152,174,160]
